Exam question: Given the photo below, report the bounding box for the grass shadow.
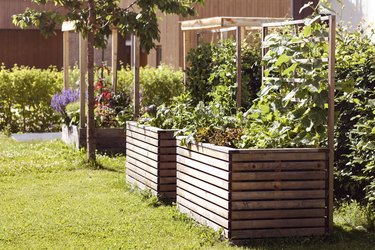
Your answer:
[82,159,125,173]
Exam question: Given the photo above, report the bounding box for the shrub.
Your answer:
[117,65,184,108]
[185,34,262,108]
[0,65,63,133]
[335,26,375,204]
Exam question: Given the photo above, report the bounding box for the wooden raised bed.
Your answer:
[61,125,126,154]
[176,139,330,242]
[126,121,177,200]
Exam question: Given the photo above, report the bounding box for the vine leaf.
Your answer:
[282,63,298,76]
[275,54,292,67]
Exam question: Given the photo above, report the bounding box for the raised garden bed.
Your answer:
[61,125,126,154]
[126,121,177,200]
[176,139,330,241]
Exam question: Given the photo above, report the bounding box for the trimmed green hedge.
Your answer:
[0,65,183,133]
[0,66,63,133]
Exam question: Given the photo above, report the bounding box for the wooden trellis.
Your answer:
[61,21,141,124]
[262,15,336,234]
[180,16,288,108]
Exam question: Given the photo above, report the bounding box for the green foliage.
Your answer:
[12,0,204,52]
[185,43,213,105]
[185,36,262,107]
[335,200,374,232]
[0,65,63,133]
[335,26,375,204]
[65,101,80,126]
[241,32,262,107]
[241,16,330,148]
[117,65,184,108]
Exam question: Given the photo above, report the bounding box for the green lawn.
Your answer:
[0,135,373,249]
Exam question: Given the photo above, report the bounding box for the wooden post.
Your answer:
[79,34,87,129]
[183,31,190,85]
[327,15,336,235]
[261,26,268,80]
[236,26,242,108]
[112,29,118,93]
[133,35,140,118]
[63,31,70,90]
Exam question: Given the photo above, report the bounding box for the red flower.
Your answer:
[104,92,111,100]
[95,81,103,90]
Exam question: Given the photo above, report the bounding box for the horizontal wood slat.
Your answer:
[127,156,158,176]
[177,179,229,209]
[126,149,158,169]
[177,196,229,228]
[127,143,159,161]
[177,147,230,171]
[232,190,327,200]
[232,171,326,181]
[177,155,230,180]
[176,143,329,240]
[232,180,326,191]
[178,204,229,237]
[126,168,158,191]
[231,218,325,230]
[231,152,327,162]
[177,163,229,190]
[231,209,326,220]
[62,126,126,154]
[177,171,229,200]
[126,136,159,154]
[232,161,326,171]
[127,162,158,184]
[127,130,176,147]
[127,123,176,140]
[126,122,177,200]
[232,199,326,210]
[177,187,229,218]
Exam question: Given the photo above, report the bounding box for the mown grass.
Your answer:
[0,135,374,249]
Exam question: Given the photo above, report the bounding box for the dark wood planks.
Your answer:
[126,121,177,200]
[61,125,126,154]
[176,140,329,240]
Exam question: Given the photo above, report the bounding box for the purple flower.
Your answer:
[51,89,80,114]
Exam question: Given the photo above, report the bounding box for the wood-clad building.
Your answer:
[0,0,63,68]
[0,0,128,69]
[144,0,292,69]
[1,1,314,69]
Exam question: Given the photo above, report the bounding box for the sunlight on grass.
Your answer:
[0,135,374,249]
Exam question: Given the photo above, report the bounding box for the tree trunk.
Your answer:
[87,0,96,160]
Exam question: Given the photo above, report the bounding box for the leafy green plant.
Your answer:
[0,65,63,133]
[117,65,184,108]
[241,15,330,148]
[335,25,375,204]
[185,37,262,107]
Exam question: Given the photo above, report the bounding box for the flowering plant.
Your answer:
[94,77,132,127]
[50,89,80,125]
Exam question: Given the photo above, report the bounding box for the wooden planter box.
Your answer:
[126,121,177,200]
[61,125,126,154]
[176,139,330,242]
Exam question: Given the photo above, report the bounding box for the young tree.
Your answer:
[13,0,203,160]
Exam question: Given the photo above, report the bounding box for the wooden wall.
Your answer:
[148,0,292,69]
[0,0,57,30]
[0,30,63,68]
[0,0,63,68]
